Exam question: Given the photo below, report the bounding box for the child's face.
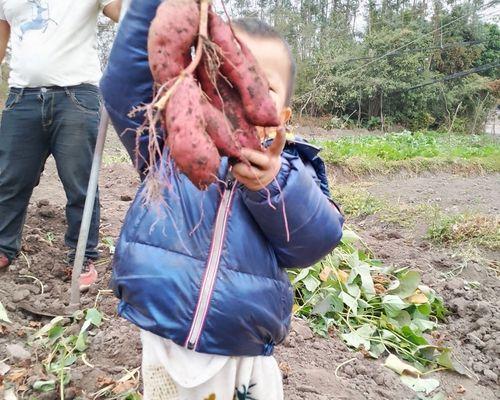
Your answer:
[234,29,292,137]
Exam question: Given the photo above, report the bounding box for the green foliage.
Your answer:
[290,230,450,370]
[30,308,104,395]
[317,130,500,174]
[225,0,498,130]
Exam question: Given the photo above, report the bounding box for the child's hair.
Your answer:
[232,17,297,107]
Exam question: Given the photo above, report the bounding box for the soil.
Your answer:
[0,131,499,399]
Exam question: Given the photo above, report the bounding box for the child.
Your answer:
[100,1,344,399]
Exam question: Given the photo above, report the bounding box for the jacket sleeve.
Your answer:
[100,0,163,177]
[241,151,344,269]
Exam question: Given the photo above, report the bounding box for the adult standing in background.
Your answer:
[0,0,121,290]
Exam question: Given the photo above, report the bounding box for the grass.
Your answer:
[331,184,438,228]
[331,185,385,217]
[318,130,500,176]
[427,213,500,250]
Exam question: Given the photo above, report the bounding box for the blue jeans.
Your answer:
[0,84,101,262]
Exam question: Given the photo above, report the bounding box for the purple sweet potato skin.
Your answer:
[215,77,262,151]
[202,100,243,159]
[148,0,199,84]
[208,12,280,128]
[197,55,262,152]
[165,76,220,189]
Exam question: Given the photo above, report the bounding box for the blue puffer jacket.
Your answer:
[100,0,344,357]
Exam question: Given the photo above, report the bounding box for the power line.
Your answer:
[396,62,500,93]
[337,40,484,64]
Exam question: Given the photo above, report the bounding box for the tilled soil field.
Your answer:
[0,137,499,399]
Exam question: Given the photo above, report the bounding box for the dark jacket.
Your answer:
[100,0,344,356]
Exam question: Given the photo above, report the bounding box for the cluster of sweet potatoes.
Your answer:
[147,0,279,189]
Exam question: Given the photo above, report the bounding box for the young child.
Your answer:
[100,1,344,399]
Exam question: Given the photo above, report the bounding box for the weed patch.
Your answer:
[332,185,385,217]
[428,214,500,250]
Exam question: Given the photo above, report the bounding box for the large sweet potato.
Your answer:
[148,0,199,84]
[208,11,280,128]
[165,75,220,189]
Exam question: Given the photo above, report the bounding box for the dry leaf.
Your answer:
[408,291,428,304]
[112,380,136,394]
[335,269,349,284]
[278,361,291,378]
[319,267,332,282]
[97,375,115,389]
[7,368,28,384]
[457,385,466,394]
[384,354,421,377]
[374,283,386,294]
[373,274,391,285]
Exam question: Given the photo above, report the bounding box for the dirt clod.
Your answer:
[6,343,31,361]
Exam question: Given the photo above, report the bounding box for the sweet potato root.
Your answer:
[208,11,280,127]
[165,75,220,189]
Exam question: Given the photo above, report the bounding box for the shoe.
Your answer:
[79,259,98,291]
[0,252,10,270]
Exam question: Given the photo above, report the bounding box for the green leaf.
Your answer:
[32,317,65,340]
[33,380,56,392]
[75,332,88,352]
[381,329,400,343]
[341,324,376,350]
[292,268,311,284]
[303,275,321,292]
[382,295,409,318]
[368,342,386,358]
[401,326,428,346]
[341,229,360,244]
[392,310,412,328]
[351,262,376,300]
[0,301,11,323]
[85,308,103,327]
[63,354,77,367]
[312,295,332,316]
[416,303,432,316]
[47,325,64,342]
[389,271,421,298]
[400,376,440,394]
[345,283,361,298]
[339,292,358,316]
[411,318,436,333]
[436,348,454,370]
[344,251,360,269]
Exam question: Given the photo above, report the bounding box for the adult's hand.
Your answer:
[232,128,287,191]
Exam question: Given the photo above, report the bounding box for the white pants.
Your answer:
[141,330,284,400]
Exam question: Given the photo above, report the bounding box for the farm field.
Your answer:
[0,127,499,400]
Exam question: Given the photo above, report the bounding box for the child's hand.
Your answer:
[233,128,287,191]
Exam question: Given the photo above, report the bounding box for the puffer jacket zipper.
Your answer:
[185,177,236,350]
